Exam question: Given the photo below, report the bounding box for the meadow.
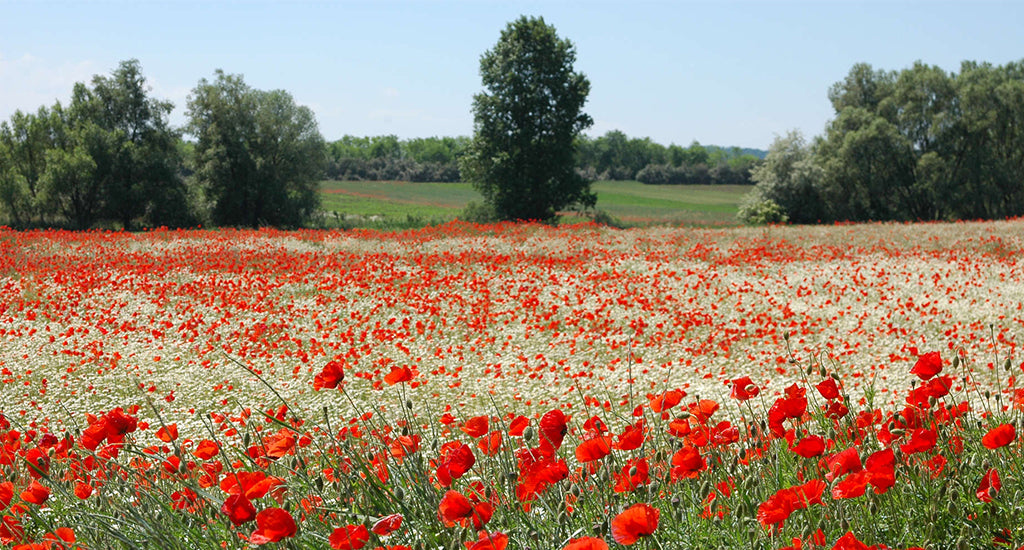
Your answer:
[0,219,1022,549]
[318,181,749,227]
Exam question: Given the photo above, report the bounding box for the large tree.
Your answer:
[460,16,595,221]
[187,71,325,227]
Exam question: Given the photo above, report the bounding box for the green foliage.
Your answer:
[458,200,499,224]
[460,16,595,222]
[187,70,325,228]
[746,130,826,224]
[736,192,789,225]
[580,132,762,184]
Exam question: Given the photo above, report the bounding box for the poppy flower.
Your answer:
[831,471,869,499]
[614,420,646,451]
[562,537,609,550]
[982,423,1016,449]
[250,507,297,545]
[371,514,403,536]
[515,447,569,502]
[670,445,706,481]
[0,482,14,509]
[910,351,943,380]
[19,480,50,505]
[74,482,93,500]
[461,416,489,438]
[863,448,896,493]
[649,389,683,413]
[329,524,370,550]
[611,503,659,545]
[575,435,613,463]
[977,468,1001,503]
[539,409,570,450]
[438,490,474,526]
[831,531,870,550]
[194,439,219,460]
[508,416,529,436]
[790,435,825,458]
[435,442,476,487]
[314,360,346,390]
[729,376,759,401]
[384,365,414,385]
[464,530,508,550]
[221,494,257,526]
[899,428,937,455]
[476,431,502,456]
[613,458,651,493]
[825,447,862,481]
[815,378,840,400]
[155,423,179,442]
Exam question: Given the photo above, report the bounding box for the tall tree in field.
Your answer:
[78,59,189,229]
[460,15,595,221]
[187,71,325,227]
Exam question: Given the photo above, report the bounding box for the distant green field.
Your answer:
[319,180,751,226]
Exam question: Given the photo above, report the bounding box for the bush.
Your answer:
[458,201,499,224]
[738,194,789,225]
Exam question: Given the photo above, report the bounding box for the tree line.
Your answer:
[324,130,765,186]
[0,61,325,229]
[741,60,1024,224]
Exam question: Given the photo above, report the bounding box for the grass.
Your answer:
[318,180,751,227]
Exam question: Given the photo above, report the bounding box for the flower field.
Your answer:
[1,220,1022,549]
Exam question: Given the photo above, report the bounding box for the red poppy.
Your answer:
[464,531,508,550]
[371,514,403,536]
[832,471,869,500]
[384,365,414,385]
[539,409,570,450]
[611,503,659,545]
[314,360,346,390]
[250,507,297,545]
[613,458,651,493]
[515,447,569,502]
[0,482,14,509]
[476,431,502,456]
[562,537,609,550]
[831,531,870,550]
[825,447,862,481]
[438,490,474,526]
[156,423,179,442]
[982,423,1016,449]
[790,435,825,458]
[977,468,1001,503]
[860,448,895,493]
[221,494,257,526]
[435,442,476,487]
[815,378,840,400]
[899,428,937,455]
[649,389,683,413]
[329,524,369,550]
[264,429,296,458]
[575,435,614,463]
[614,420,646,451]
[670,445,706,480]
[461,416,489,438]
[508,416,529,436]
[74,482,93,500]
[194,439,219,460]
[19,480,50,505]
[688,399,720,424]
[910,351,942,380]
[220,471,284,499]
[729,376,760,401]
[389,435,421,458]
[23,448,49,479]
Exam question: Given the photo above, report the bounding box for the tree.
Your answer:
[187,70,325,227]
[460,16,595,221]
[72,59,189,229]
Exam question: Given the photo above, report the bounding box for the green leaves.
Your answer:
[186,71,325,228]
[461,16,594,222]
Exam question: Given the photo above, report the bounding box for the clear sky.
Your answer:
[2,0,1021,149]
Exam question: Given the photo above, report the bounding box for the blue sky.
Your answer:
[2,1,1021,149]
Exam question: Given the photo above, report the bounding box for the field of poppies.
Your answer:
[1,219,1022,549]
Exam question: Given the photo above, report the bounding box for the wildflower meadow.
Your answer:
[1,219,1023,549]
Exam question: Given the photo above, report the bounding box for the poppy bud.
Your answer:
[806,365,814,376]
[953,356,960,369]
[1005,358,1012,372]
[524,426,535,443]
[394,486,404,500]
[406,399,413,409]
